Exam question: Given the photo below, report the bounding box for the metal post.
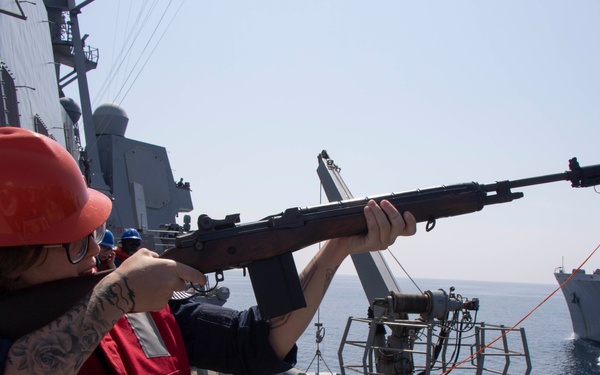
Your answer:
[67,0,111,195]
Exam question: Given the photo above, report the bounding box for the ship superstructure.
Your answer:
[0,0,193,248]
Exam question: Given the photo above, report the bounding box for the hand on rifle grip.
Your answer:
[346,199,417,254]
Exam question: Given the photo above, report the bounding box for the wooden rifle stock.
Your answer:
[1,157,599,340]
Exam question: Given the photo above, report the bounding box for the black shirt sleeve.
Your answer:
[170,299,297,375]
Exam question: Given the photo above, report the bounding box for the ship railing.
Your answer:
[472,324,531,375]
[83,45,99,64]
[66,45,99,65]
[49,11,98,69]
[145,228,180,254]
[338,317,531,375]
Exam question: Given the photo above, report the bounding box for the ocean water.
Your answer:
[217,270,600,375]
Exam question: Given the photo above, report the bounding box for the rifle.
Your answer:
[1,157,599,340]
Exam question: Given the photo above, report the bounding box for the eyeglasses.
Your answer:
[45,223,107,264]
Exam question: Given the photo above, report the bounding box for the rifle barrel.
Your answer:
[482,162,600,192]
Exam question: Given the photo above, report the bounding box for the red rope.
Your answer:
[440,242,600,375]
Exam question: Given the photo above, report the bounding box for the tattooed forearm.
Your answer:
[7,299,112,374]
[299,258,317,290]
[271,259,319,329]
[324,265,338,293]
[5,276,131,374]
[270,261,339,329]
[95,270,136,314]
[298,258,338,294]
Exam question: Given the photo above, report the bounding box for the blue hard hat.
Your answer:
[100,229,114,247]
[121,228,141,241]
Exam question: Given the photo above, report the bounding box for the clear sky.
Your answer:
[66,0,600,285]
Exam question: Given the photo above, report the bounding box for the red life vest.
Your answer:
[79,305,190,375]
[113,247,131,265]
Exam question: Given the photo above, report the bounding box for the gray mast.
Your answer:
[66,0,111,195]
[316,150,403,302]
[317,151,413,374]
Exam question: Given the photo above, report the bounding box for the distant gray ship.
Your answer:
[555,267,600,343]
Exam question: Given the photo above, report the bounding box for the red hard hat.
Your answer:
[0,127,112,246]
